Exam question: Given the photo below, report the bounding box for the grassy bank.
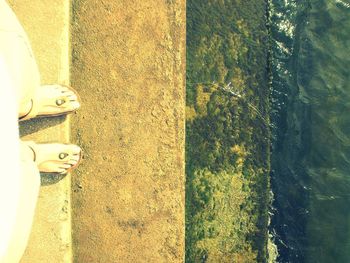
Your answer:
[185,1,270,262]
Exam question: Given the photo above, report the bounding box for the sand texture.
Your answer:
[71,0,185,262]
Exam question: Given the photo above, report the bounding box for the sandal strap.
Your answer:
[18,85,41,122]
[19,99,37,121]
[23,141,37,162]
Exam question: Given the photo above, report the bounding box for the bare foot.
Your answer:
[19,84,80,120]
[24,141,82,174]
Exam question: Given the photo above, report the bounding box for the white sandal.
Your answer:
[19,84,81,121]
[25,141,82,174]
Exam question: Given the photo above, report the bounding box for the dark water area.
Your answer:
[270,0,350,262]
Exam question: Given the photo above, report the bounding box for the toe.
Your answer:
[67,159,78,166]
[67,93,78,100]
[65,93,80,109]
[60,163,73,169]
[63,90,76,97]
[59,170,68,175]
[68,145,81,162]
[57,168,67,174]
[71,101,80,110]
[70,154,80,163]
[71,145,82,153]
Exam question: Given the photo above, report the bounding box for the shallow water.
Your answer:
[270,0,350,262]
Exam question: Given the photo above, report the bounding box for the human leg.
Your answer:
[1,141,81,262]
[0,52,40,262]
[0,2,78,261]
[0,1,80,120]
[0,144,40,263]
[0,2,82,261]
[0,0,40,113]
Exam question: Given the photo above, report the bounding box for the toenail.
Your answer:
[59,153,69,159]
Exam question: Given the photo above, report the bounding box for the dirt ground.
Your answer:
[70,0,185,262]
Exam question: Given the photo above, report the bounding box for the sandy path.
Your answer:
[71,1,185,262]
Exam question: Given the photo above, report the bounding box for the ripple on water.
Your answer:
[270,0,350,262]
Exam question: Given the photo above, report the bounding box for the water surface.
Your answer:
[270,0,350,262]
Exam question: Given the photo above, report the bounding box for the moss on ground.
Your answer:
[186,1,270,262]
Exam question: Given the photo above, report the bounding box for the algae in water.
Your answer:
[186,0,270,262]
